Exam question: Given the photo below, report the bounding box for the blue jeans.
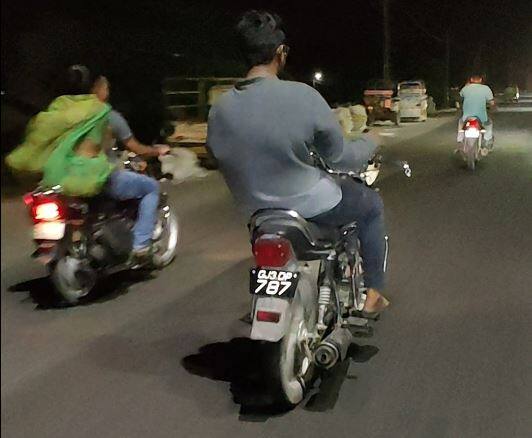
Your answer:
[309,178,386,290]
[106,171,160,250]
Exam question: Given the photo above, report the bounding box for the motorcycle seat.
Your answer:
[86,194,140,215]
[249,209,342,260]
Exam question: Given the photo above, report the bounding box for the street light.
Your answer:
[313,71,323,88]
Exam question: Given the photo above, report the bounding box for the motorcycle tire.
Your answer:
[152,206,180,268]
[50,256,96,305]
[465,137,477,171]
[263,292,317,409]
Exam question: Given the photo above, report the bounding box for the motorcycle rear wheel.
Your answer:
[465,137,478,171]
[50,256,96,305]
[266,293,317,408]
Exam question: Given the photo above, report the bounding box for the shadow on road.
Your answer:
[182,337,379,421]
[8,270,155,309]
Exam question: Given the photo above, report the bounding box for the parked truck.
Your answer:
[162,77,240,169]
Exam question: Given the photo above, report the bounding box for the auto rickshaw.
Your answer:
[363,79,401,126]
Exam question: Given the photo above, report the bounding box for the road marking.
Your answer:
[496,107,532,112]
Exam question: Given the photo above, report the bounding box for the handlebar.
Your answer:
[310,151,412,180]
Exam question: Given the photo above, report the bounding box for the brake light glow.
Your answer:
[253,237,293,267]
[23,193,34,207]
[465,119,481,130]
[256,310,281,323]
[34,202,61,221]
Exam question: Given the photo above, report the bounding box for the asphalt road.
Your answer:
[2,106,531,438]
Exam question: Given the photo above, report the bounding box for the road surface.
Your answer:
[2,105,531,438]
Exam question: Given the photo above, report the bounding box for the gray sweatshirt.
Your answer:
[207,77,377,218]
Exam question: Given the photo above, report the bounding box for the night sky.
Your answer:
[2,0,531,139]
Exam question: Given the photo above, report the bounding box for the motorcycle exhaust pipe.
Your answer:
[313,327,353,369]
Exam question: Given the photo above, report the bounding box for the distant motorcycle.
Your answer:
[23,154,179,305]
[458,117,487,171]
[504,86,519,104]
[246,153,411,407]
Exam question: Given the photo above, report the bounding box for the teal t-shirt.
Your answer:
[460,83,494,123]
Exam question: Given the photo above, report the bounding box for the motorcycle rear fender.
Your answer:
[250,260,321,342]
[32,241,61,265]
[250,297,292,342]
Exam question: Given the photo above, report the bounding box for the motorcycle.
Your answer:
[458,117,487,171]
[22,153,179,305]
[247,153,411,407]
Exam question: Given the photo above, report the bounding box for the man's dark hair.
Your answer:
[236,10,286,68]
[57,64,96,96]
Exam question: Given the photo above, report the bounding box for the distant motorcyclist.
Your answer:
[503,84,519,103]
[207,10,389,313]
[457,74,496,152]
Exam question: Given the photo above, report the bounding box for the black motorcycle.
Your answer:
[23,154,179,305]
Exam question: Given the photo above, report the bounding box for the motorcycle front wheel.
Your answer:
[152,206,180,268]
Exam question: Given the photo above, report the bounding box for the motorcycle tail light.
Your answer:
[29,196,64,223]
[465,119,481,130]
[34,202,61,221]
[253,236,293,268]
[256,310,281,323]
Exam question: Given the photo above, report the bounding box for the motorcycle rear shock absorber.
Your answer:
[317,253,337,331]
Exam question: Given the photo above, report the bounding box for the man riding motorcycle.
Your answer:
[457,74,496,152]
[207,10,389,313]
[91,74,170,163]
[6,65,167,259]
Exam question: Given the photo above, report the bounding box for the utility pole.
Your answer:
[444,31,450,108]
[383,0,391,81]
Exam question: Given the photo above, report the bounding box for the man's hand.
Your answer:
[124,137,171,158]
[153,144,171,156]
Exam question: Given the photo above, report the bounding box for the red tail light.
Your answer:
[465,118,481,130]
[253,236,293,267]
[34,202,61,221]
[25,195,64,223]
[256,310,281,323]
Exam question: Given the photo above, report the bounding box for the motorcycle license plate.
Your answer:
[250,269,299,298]
[33,222,65,240]
[465,128,480,138]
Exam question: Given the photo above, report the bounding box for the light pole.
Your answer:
[383,0,391,81]
[313,71,323,88]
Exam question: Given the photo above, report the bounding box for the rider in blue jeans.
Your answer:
[87,69,170,256]
[207,11,389,313]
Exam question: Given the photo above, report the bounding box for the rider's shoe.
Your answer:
[362,288,390,314]
[129,245,153,268]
